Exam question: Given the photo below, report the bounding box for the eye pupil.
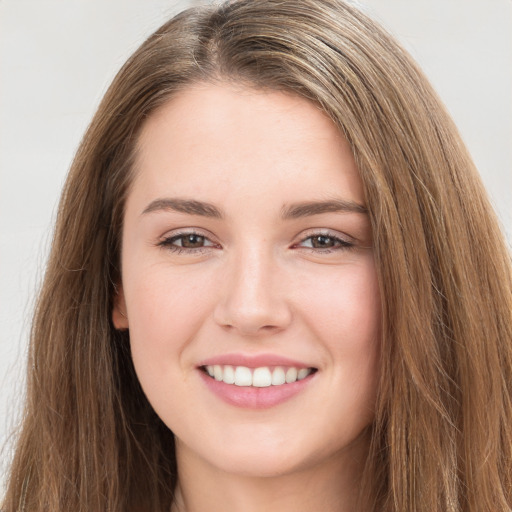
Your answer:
[312,235,334,248]
[182,234,204,248]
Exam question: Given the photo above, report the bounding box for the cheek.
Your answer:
[298,257,381,407]
[299,257,381,348]
[125,265,217,380]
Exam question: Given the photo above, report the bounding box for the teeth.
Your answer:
[223,365,235,384]
[234,366,252,386]
[285,367,298,383]
[271,367,286,386]
[297,368,310,380]
[204,364,314,387]
[253,367,272,387]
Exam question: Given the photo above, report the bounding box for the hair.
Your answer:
[3,0,512,510]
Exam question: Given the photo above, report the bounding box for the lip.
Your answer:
[197,353,317,409]
[199,371,316,409]
[198,353,314,369]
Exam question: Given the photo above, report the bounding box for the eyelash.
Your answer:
[293,232,354,253]
[157,230,354,255]
[157,230,217,255]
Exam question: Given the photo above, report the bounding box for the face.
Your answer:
[114,83,381,478]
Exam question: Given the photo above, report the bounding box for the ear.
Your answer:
[112,283,129,330]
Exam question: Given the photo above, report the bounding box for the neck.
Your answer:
[171,433,371,512]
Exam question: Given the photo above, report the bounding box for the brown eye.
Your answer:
[310,235,336,248]
[180,234,206,248]
[297,233,353,252]
[159,232,216,252]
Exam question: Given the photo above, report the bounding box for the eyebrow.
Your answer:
[142,198,224,218]
[141,197,367,219]
[281,199,368,219]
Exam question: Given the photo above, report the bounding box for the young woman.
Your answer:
[3,0,512,511]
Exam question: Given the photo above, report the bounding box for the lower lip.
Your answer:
[199,370,315,409]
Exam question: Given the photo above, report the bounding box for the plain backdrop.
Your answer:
[1,0,511,488]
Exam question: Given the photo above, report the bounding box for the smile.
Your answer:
[202,365,316,387]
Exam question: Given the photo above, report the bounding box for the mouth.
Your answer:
[200,364,318,387]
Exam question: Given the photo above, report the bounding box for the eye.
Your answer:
[296,232,353,251]
[172,233,209,248]
[158,231,218,253]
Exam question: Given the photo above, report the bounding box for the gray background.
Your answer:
[1,0,511,487]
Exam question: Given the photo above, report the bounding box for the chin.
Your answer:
[207,449,312,479]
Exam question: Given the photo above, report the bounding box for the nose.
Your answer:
[213,247,292,337]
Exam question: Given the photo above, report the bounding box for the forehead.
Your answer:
[131,82,365,210]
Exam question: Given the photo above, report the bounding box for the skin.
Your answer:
[113,83,381,512]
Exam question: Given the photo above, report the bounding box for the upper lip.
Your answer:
[197,353,316,369]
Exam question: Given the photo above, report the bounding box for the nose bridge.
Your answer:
[214,243,291,335]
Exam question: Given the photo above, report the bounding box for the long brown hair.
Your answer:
[3,1,512,510]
